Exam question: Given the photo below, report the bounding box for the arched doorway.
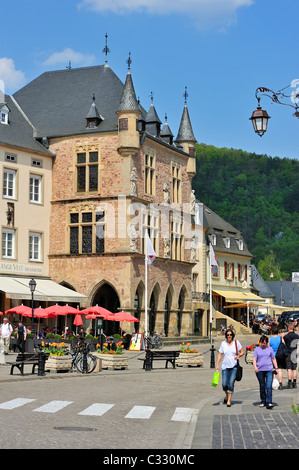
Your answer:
[149,292,157,335]
[93,283,120,335]
[178,287,186,336]
[134,293,141,333]
[164,287,173,337]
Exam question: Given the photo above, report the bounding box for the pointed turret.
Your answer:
[145,92,161,138]
[160,114,174,145]
[175,87,196,153]
[175,87,197,175]
[116,53,141,156]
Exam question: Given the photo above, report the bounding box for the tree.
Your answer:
[257,251,283,281]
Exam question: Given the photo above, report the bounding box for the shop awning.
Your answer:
[224,302,290,310]
[212,289,265,302]
[0,277,87,303]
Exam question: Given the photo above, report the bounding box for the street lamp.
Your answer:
[250,83,299,136]
[29,278,37,335]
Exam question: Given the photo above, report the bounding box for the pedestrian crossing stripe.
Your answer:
[78,403,114,416]
[0,398,198,422]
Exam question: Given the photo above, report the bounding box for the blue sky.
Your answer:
[1,0,299,160]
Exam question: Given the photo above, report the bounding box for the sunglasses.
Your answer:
[226,333,233,336]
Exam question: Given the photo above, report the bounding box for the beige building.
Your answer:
[0,94,87,319]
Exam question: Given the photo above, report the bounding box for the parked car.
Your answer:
[287,311,299,323]
[278,311,299,324]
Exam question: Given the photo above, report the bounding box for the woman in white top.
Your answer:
[215,328,244,407]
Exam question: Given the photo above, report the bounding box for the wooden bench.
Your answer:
[139,350,180,369]
[8,352,49,375]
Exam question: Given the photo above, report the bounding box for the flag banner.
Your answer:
[146,233,156,266]
[210,244,218,276]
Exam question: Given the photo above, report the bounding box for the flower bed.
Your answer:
[176,342,204,367]
[42,342,72,372]
[94,341,128,370]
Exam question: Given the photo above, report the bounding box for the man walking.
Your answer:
[284,323,299,388]
[0,318,13,354]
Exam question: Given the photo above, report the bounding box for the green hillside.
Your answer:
[193,143,299,280]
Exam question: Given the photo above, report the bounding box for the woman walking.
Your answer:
[269,326,286,389]
[253,335,278,409]
[215,328,244,407]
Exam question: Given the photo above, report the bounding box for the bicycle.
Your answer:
[68,342,97,373]
[145,332,164,349]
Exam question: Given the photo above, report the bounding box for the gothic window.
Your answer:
[144,153,155,196]
[172,164,181,204]
[69,210,105,255]
[76,150,99,193]
[142,207,159,255]
[170,213,184,261]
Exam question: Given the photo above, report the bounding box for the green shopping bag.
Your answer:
[211,371,220,387]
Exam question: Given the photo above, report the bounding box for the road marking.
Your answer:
[33,400,73,413]
[171,407,199,422]
[78,403,115,416]
[125,405,156,419]
[0,398,36,410]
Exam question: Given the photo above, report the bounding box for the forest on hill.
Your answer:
[192,143,299,280]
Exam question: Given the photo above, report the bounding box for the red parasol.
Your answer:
[82,305,113,320]
[112,311,140,322]
[73,313,83,326]
[5,305,31,315]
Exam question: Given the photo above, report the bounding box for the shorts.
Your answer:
[286,353,298,371]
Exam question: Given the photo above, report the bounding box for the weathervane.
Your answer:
[184,86,188,104]
[126,52,132,70]
[103,33,111,65]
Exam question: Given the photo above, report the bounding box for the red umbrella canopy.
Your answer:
[73,313,83,326]
[5,305,31,315]
[56,305,79,315]
[0,311,3,316]
[81,305,113,319]
[112,311,140,322]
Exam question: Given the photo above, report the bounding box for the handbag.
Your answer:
[211,371,220,387]
[275,337,288,361]
[235,340,243,381]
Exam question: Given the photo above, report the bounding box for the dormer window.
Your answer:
[1,105,9,125]
[86,95,103,129]
[223,237,230,249]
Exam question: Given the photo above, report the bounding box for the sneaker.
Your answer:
[287,382,293,389]
[259,403,266,407]
[266,403,274,409]
[292,382,297,388]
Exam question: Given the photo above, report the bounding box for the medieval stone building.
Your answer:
[12,58,198,336]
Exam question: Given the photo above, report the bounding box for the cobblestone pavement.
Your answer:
[1,334,298,451]
[192,380,299,449]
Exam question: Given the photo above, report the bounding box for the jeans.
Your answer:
[222,366,237,394]
[256,370,273,405]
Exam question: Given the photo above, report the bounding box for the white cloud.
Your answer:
[0,58,26,93]
[43,48,96,67]
[79,0,254,30]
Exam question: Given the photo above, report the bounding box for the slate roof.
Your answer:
[250,265,275,298]
[0,95,52,155]
[117,69,140,113]
[13,65,125,138]
[265,281,299,308]
[203,203,252,257]
[175,103,196,143]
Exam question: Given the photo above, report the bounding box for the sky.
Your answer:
[1,0,299,160]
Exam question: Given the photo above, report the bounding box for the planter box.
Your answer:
[176,352,204,368]
[46,355,72,371]
[94,353,128,370]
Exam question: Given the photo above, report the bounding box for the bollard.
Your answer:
[82,346,88,373]
[144,347,152,371]
[37,346,46,376]
[210,344,215,369]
